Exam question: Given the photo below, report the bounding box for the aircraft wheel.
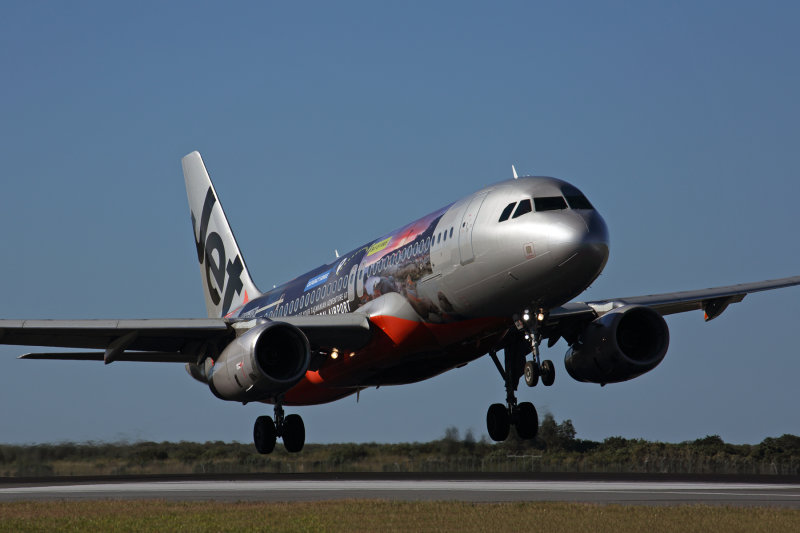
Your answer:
[282,414,306,453]
[515,402,538,440]
[486,403,510,442]
[523,360,539,387]
[253,415,277,455]
[541,359,555,386]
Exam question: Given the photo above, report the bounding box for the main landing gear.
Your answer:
[253,401,305,454]
[485,309,555,442]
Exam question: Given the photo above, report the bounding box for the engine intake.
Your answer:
[207,321,311,402]
[564,305,669,384]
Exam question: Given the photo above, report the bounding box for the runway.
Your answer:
[1,477,799,506]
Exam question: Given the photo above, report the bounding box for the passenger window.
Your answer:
[512,199,533,218]
[437,233,441,244]
[499,202,516,222]
[534,196,568,211]
[449,227,453,239]
[443,231,447,242]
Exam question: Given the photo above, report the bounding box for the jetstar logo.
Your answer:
[191,187,244,316]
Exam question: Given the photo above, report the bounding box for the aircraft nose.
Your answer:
[549,210,609,272]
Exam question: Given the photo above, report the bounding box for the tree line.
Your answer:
[1,414,798,477]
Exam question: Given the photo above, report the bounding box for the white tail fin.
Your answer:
[182,151,261,318]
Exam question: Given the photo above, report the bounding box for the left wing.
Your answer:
[546,275,800,343]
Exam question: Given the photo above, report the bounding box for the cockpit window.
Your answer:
[498,202,516,222]
[562,185,593,209]
[512,199,532,218]
[534,196,567,211]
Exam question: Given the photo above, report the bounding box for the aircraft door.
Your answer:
[347,264,358,302]
[458,193,487,265]
[356,263,366,299]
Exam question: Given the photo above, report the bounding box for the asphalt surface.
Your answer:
[1,474,798,506]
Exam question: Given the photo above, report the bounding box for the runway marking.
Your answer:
[2,480,799,496]
[1,480,798,507]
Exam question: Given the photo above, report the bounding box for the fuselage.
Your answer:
[233,176,610,404]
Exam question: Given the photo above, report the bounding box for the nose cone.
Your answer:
[548,210,609,291]
[581,210,610,265]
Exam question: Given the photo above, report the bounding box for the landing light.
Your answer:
[331,348,339,360]
[349,352,356,358]
[522,310,530,322]
[537,312,546,322]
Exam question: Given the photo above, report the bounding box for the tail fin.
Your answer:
[182,151,261,318]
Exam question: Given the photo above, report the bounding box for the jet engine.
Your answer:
[564,305,669,385]
[206,321,311,402]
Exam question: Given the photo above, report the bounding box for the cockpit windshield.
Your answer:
[561,185,594,210]
[533,196,568,211]
[498,185,594,222]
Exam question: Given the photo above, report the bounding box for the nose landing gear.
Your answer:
[518,309,555,387]
[485,308,556,442]
[254,400,306,454]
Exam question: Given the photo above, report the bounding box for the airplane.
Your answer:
[1,151,798,454]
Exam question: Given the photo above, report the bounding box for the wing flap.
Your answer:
[19,351,194,363]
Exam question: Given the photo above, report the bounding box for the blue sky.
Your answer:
[1,1,798,445]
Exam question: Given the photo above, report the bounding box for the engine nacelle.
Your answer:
[564,305,669,385]
[207,321,311,402]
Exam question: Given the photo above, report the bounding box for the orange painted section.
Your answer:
[304,370,324,384]
[369,315,425,346]
[280,315,512,406]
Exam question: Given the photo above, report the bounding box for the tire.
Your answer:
[541,359,555,386]
[486,403,510,442]
[523,360,539,387]
[515,402,538,440]
[282,414,306,453]
[253,415,277,455]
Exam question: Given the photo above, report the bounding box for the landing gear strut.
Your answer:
[485,307,559,442]
[253,400,305,454]
[519,309,555,388]
[487,339,539,441]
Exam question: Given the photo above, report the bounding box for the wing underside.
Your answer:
[0,314,372,363]
[548,275,800,337]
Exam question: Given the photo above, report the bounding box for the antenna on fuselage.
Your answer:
[512,165,519,179]
[335,249,340,258]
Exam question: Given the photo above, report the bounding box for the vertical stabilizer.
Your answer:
[182,151,261,318]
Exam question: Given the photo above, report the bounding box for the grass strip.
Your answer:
[0,500,798,533]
